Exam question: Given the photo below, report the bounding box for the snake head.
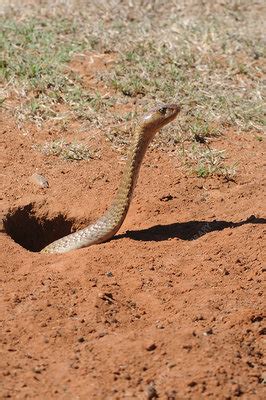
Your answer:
[142,103,181,136]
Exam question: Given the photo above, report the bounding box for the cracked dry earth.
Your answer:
[0,64,265,400]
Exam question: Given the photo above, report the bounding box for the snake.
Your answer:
[41,103,180,254]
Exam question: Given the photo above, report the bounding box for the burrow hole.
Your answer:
[3,204,75,252]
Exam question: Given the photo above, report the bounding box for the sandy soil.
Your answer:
[0,55,265,400]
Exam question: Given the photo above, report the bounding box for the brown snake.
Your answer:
[41,103,180,254]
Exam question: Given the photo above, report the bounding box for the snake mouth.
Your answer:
[3,203,74,252]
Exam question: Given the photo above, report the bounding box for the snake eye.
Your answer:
[158,107,167,115]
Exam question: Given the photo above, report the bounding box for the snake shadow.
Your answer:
[115,215,265,242]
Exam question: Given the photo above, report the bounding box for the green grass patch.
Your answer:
[0,17,113,124]
[1,1,265,175]
[1,18,81,84]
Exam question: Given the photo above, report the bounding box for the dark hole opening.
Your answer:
[3,204,74,252]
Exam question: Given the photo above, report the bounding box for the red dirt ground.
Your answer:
[0,55,265,399]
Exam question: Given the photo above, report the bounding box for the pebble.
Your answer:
[32,366,42,374]
[188,381,197,388]
[146,342,157,351]
[30,173,49,188]
[203,328,213,336]
[160,194,174,202]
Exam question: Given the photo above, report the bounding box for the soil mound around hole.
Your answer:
[3,203,74,252]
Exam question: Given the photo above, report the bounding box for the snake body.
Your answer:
[41,103,180,254]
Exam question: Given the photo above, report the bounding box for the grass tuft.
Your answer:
[36,139,94,161]
[180,143,237,179]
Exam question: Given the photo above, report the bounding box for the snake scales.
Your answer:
[41,103,180,254]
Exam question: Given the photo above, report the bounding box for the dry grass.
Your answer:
[179,143,237,179]
[35,139,94,161]
[1,0,265,169]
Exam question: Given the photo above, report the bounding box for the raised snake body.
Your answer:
[41,103,180,254]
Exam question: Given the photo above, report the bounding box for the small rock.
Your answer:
[187,381,197,388]
[160,194,174,202]
[250,315,263,323]
[223,268,230,275]
[156,322,165,329]
[30,173,49,188]
[33,365,45,374]
[78,337,85,343]
[169,363,176,369]
[203,328,213,336]
[146,342,157,351]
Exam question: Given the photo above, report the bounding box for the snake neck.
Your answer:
[101,125,152,232]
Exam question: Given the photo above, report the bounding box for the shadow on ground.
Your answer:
[116,215,265,242]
